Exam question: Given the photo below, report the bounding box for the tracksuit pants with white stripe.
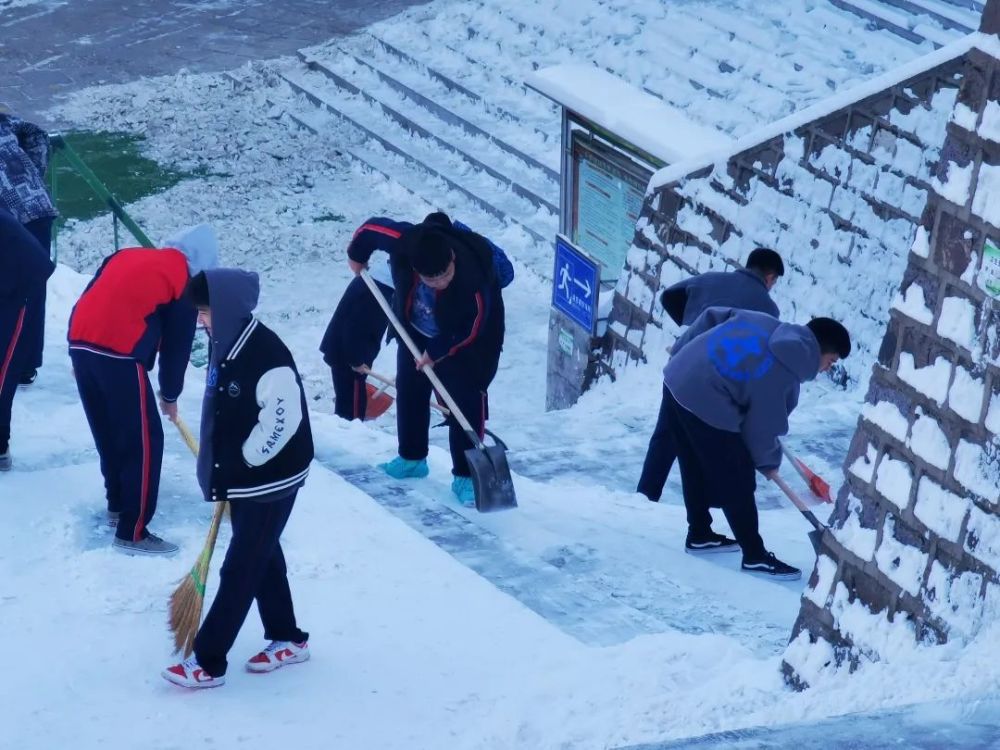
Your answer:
[0,300,28,452]
[70,348,163,542]
[194,491,308,677]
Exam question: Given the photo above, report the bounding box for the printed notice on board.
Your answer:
[573,148,646,278]
[983,238,1000,298]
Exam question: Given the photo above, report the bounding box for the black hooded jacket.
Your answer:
[197,269,313,503]
[347,214,505,384]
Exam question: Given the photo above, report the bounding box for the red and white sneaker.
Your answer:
[245,640,310,673]
[162,656,226,689]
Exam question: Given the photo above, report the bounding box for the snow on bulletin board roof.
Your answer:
[526,63,734,165]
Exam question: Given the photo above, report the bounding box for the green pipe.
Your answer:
[49,133,155,248]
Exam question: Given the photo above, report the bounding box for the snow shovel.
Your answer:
[365,367,506,445]
[780,441,832,503]
[363,380,394,420]
[771,473,826,553]
[359,269,517,512]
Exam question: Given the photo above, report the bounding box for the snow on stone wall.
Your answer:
[602,55,965,391]
[784,38,1000,689]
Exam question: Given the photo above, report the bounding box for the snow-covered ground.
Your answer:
[2,2,998,748]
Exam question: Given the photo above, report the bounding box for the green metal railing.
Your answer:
[48,133,155,261]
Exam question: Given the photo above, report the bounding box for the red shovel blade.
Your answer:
[364,383,394,420]
[809,474,832,503]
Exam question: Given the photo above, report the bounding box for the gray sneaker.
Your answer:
[113,533,179,556]
[0,452,10,472]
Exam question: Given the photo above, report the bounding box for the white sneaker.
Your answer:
[246,640,310,673]
[162,656,225,689]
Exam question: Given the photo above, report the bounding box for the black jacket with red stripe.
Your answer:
[347,216,504,382]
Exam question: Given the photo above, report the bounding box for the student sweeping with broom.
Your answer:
[163,268,312,689]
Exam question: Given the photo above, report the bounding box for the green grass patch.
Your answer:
[49,130,200,224]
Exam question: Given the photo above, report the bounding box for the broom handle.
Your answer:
[173,415,228,583]
[174,416,200,457]
[359,269,483,448]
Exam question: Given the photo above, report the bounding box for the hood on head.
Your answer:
[203,268,259,362]
[164,224,219,276]
[769,322,820,382]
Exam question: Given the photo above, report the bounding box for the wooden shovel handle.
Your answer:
[364,367,450,415]
[358,270,480,444]
[771,473,826,533]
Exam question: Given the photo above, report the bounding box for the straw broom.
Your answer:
[168,416,228,656]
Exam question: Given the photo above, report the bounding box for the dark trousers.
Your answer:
[0,302,28,450]
[195,492,307,677]
[663,388,766,558]
[22,217,52,372]
[71,349,163,542]
[395,340,487,477]
[636,384,677,501]
[331,365,369,421]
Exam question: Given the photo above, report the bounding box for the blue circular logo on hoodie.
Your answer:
[707,320,774,382]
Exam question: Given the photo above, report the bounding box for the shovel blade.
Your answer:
[809,475,832,503]
[808,529,824,554]
[464,444,517,512]
[364,383,394,420]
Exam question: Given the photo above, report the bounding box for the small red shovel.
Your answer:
[780,442,832,503]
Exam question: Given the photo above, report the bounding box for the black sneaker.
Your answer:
[741,552,801,580]
[18,369,37,388]
[113,532,179,556]
[685,531,739,554]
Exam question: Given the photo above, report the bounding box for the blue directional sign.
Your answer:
[552,234,600,333]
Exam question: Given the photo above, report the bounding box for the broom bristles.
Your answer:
[167,501,226,657]
[168,562,209,656]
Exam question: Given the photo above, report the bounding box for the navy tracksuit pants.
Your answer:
[0,301,28,452]
[331,366,371,421]
[195,492,308,677]
[22,217,52,372]
[663,388,766,558]
[396,335,487,477]
[70,348,163,542]
[636,384,677,501]
[321,276,392,421]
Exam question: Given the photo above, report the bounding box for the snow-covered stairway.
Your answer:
[223,0,978,281]
[266,34,561,247]
[831,0,982,45]
[368,0,974,137]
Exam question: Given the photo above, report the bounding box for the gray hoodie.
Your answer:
[196,268,260,493]
[661,268,779,326]
[664,307,819,472]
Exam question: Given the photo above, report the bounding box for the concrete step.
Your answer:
[275,64,556,244]
[829,0,956,45]
[360,33,559,173]
[300,45,559,196]
[373,26,561,136]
